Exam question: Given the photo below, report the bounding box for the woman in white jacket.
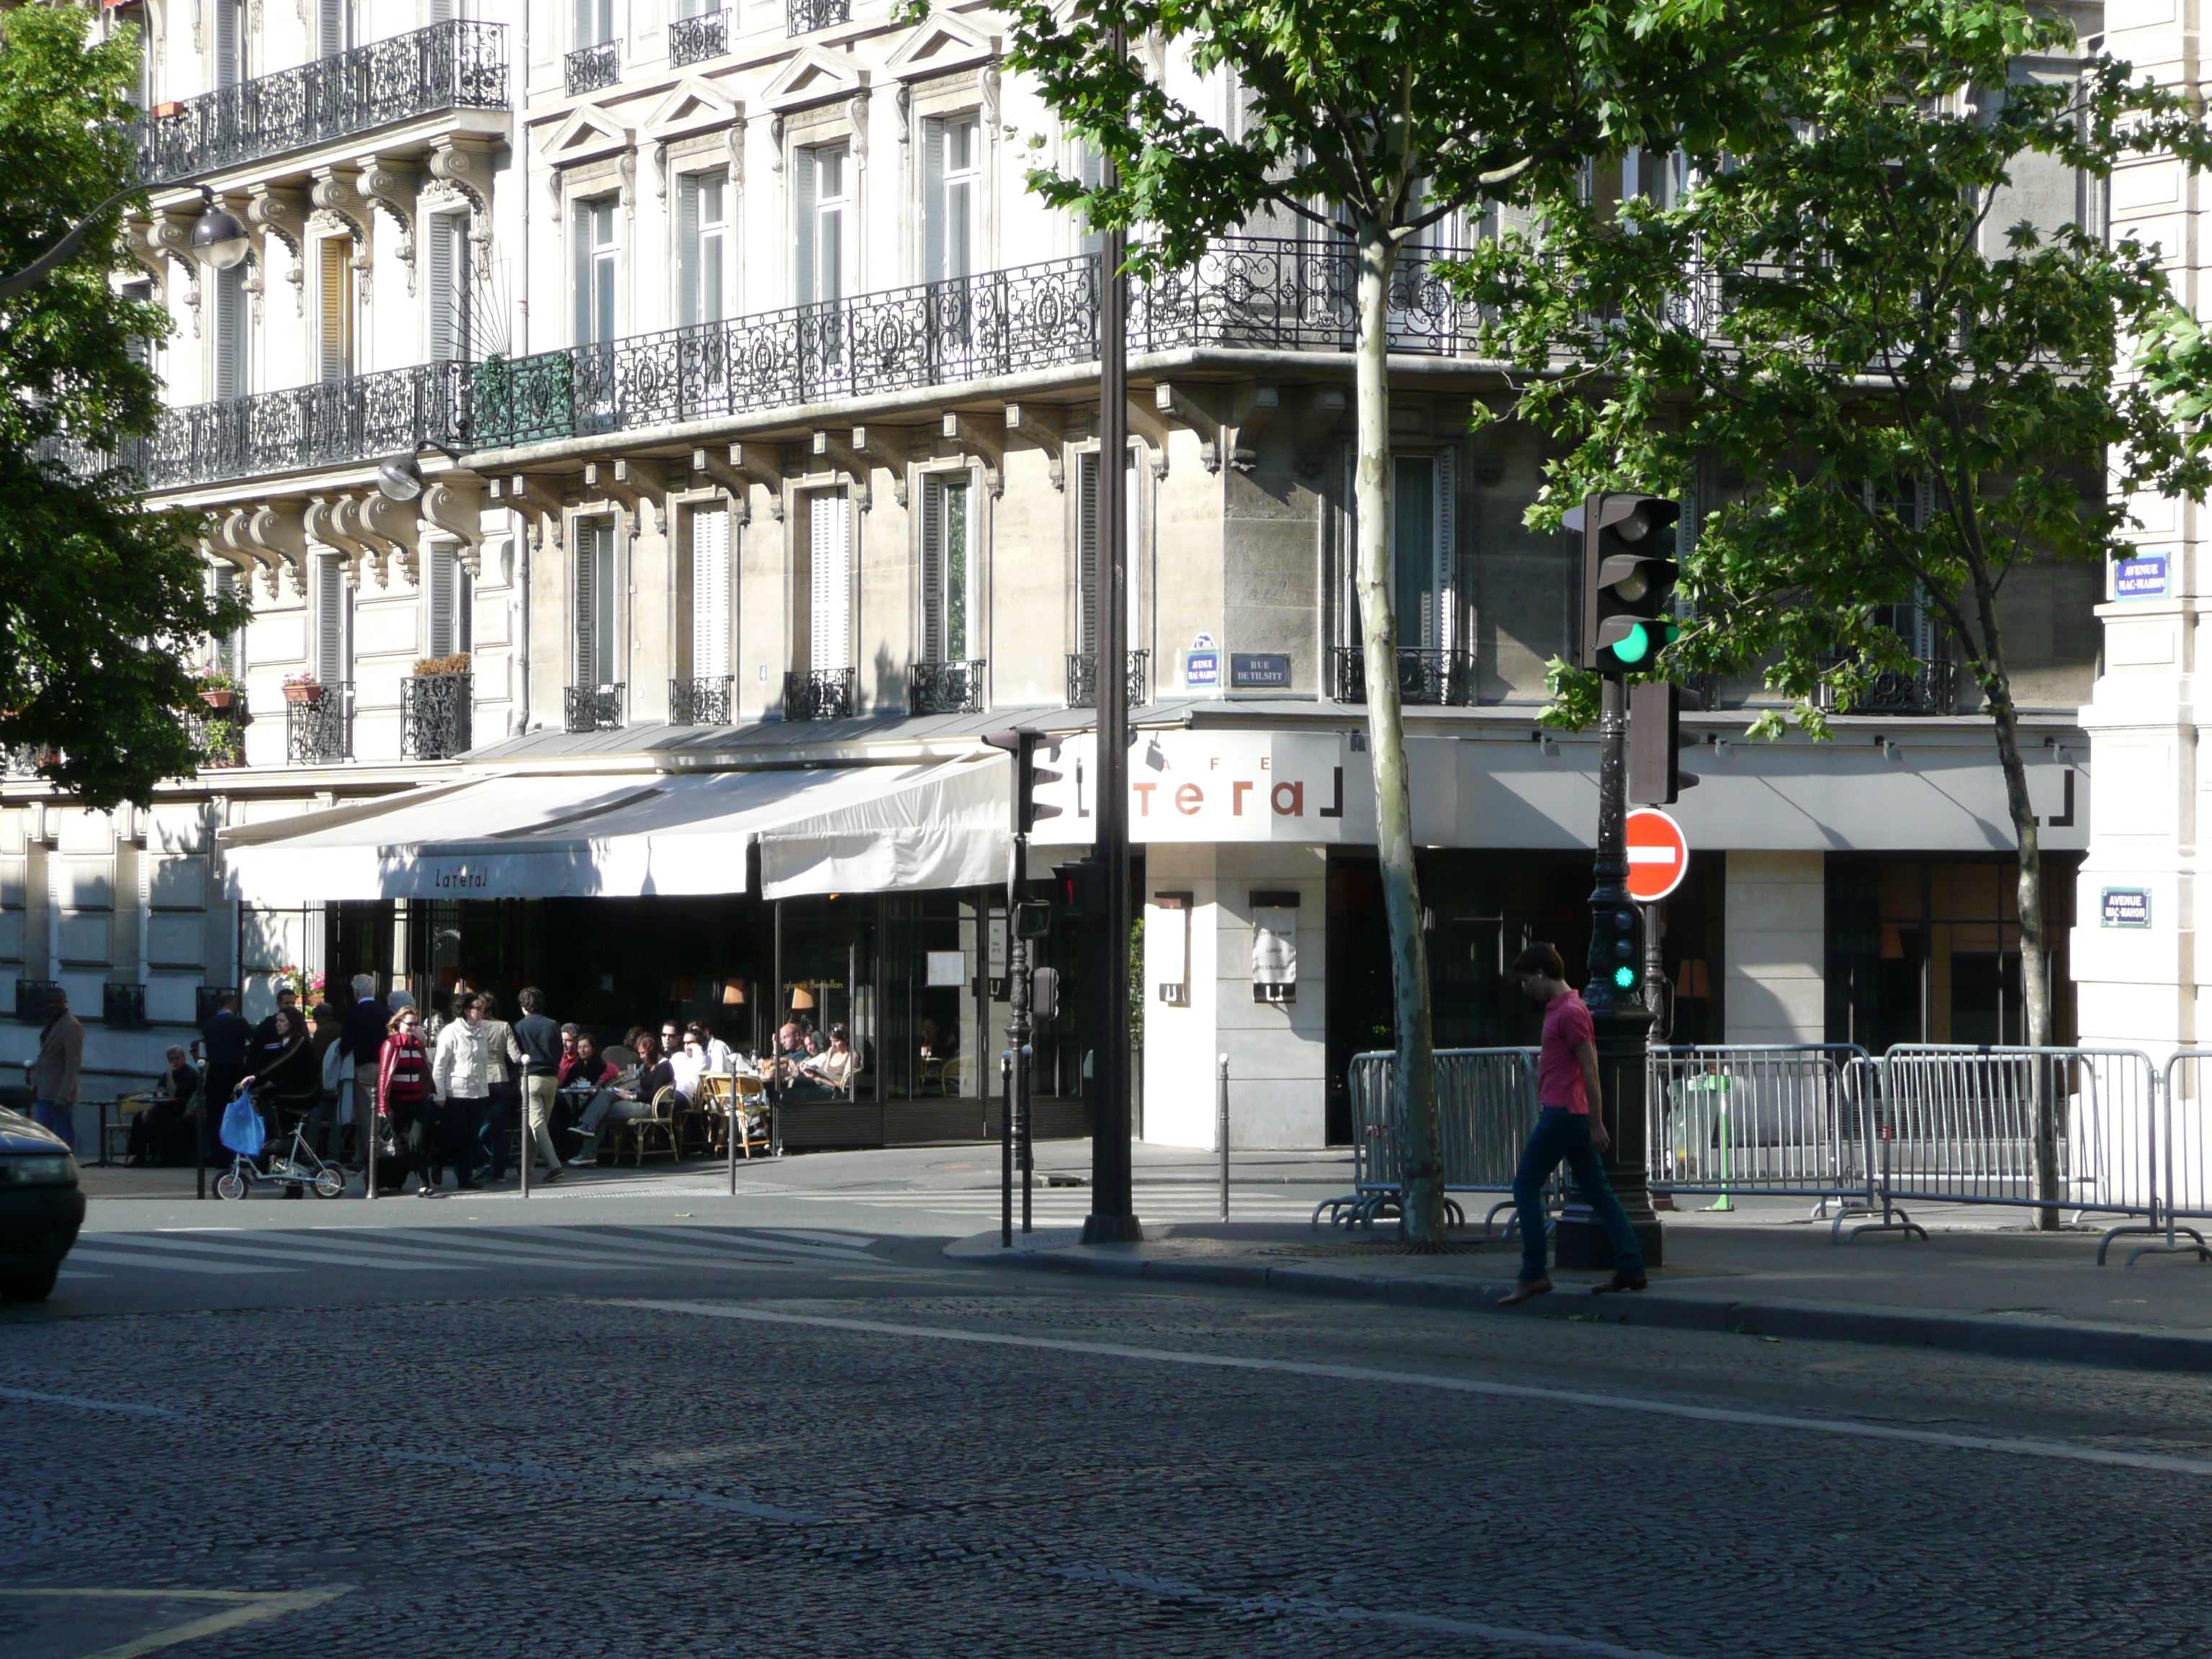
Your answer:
[429,995,493,1193]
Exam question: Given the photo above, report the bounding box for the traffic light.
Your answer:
[1030,966,1060,1022]
[1628,679,1699,806]
[1053,858,1104,920]
[1578,493,1680,675]
[983,727,1065,835]
[1592,899,1644,994]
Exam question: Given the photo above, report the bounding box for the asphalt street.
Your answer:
[9,1169,2212,1657]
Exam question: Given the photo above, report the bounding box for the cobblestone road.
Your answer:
[7,1228,2211,1658]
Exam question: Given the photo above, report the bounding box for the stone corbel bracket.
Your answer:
[148,210,201,334]
[214,508,281,596]
[811,431,873,512]
[199,531,258,585]
[1125,390,1171,480]
[584,457,670,535]
[495,474,570,552]
[851,426,915,510]
[356,156,420,296]
[428,135,499,277]
[240,499,310,596]
[423,476,487,574]
[942,412,1004,498]
[1294,385,1348,476]
[309,166,375,300]
[1156,382,1275,474]
[122,215,169,303]
[729,444,786,520]
[305,494,372,588]
[1004,403,1066,491]
[246,184,310,316]
[693,445,755,525]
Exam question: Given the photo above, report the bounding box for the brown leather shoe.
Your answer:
[1591,1273,1649,1295]
[1498,1277,1553,1306]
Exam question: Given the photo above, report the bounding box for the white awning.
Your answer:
[219,757,1022,905]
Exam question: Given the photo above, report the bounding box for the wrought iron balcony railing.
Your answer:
[403,673,473,759]
[668,675,732,726]
[1817,656,1961,716]
[187,696,250,770]
[565,683,626,733]
[135,21,508,186]
[284,681,352,765]
[1329,646,1476,707]
[784,667,857,721]
[103,981,150,1029]
[1129,237,1484,359]
[14,979,60,1025]
[1065,651,1151,709]
[670,9,732,66]
[788,0,851,34]
[565,40,621,96]
[3,745,52,779]
[909,659,986,716]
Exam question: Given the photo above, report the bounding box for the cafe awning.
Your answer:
[220,756,1025,905]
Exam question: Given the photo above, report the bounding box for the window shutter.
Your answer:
[572,201,592,346]
[920,477,943,662]
[944,479,968,661]
[573,524,596,686]
[1077,451,1100,657]
[678,175,701,326]
[455,563,475,656]
[315,554,348,683]
[428,0,454,22]
[427,216,457,361]
[922,118,945,284]
[811,493,850,671]
[428,544,456,659]
[575,0,595,47]
[215,264,246,401]
[1434,451,1455,653]
[796,150,817,305]
[217,0,241,88]
[215,570,243,676]
[691,507,730,676]
[320,0,346,56]
[319,239,349,381]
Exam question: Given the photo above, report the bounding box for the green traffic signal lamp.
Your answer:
[1575,492,1681,675]
[1613,964,1638,989]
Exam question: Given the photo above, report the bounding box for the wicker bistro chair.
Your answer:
[616,1087,684,1166]
[729,1073,773,1159]
[685,1073,734,1157]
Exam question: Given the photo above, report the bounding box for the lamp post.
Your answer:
[0,182,246,300]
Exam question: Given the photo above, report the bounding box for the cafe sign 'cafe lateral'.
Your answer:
[1031,732,1387,845]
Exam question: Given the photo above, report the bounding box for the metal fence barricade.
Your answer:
[1646,1045,1875,1222]
[1857,1046,2159,1241]
[2109,1052,2212,1267]
[1315,1048,1541,1231]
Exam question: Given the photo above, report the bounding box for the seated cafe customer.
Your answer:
[561,1033,644,1168]
[127,1046,201,1166]
[786,1025,858,1102]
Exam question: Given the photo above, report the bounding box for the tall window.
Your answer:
[426,213,470,362]
[574,520,617,688]
[1390,454,1454,651]
[921,474,969,662]
[573,198,618,345]
[678,173,730,327]
[212,261,250,402]
[807,491,851,673]
[427,544,472,659]
[313,552,351,685]
[1076,449,1141,657]
[797,144,848,306]
[318,0,350,57]
[316,238,353,382]
[688,505,731,678]
[922,115,979,284]
[214,570,244,677]
[576,0,615,48]
[214,0,246,89]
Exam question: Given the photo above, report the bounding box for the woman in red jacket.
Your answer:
[376,1004,436,1197]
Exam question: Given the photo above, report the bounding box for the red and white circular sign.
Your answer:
[1624,808,1690,902]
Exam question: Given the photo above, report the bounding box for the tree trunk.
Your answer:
[1352,226,1442,1244]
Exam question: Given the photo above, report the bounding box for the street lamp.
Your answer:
[189,187,250,271]
[375,454,425,503]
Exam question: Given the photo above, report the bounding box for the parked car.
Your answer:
[0,1106,84,1302]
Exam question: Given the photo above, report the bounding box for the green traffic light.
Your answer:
[1611,623,1651,665]
[1612,965,1637,989]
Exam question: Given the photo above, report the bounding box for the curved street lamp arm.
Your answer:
[0,183,152,305]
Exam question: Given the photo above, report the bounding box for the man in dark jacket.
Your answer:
[336,975,389,1168]
[511,987,566,1183]
[200,992,252,1156]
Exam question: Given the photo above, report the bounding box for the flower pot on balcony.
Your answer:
[199,688,235,710]
[283,682,324,705]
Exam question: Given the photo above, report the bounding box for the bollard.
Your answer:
[1218,1054,1230,1223]
[518,1057,531,1200]
[1001,1050,1014,1249]
[727,1070,740,1197]
[194,1090,207,1202]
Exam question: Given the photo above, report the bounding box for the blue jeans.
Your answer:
[1513,1107,1645,1284]
[31,1100,76,1152]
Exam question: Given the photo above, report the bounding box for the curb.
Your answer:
[962,1246,2212,1375]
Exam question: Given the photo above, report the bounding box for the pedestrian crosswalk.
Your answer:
[59,1224,885,1282]
[742,1184,1336,1223]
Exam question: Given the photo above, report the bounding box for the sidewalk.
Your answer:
[949,1205,2212,1375]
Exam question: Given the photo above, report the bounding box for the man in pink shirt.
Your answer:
[1499,943,1647,1303]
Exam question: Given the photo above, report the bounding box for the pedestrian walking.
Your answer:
[199,992,252,1159]
[376,1004,435,1197]
[476,991,518,1183]
[26,986,84,1150]
[511,988,566,1184]
[1499,943,1647,1304]
[336,975,388,1169]
[430,994,491,1193]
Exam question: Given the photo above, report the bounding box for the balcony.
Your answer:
[402,672,474,759]
[1329,646,1475,707]
[565,40,621,97]
[4,745,52,780]
[284,681,352,765]
[187,696,250,769]
[102,982,150,1030]
[788,0,850,34]
[784,668,857,721]
[135,21,508,186]
[909,659,986,716]
[668,675,732,726]
[565,683,626,733]
[14,979,59,1025]
[670,9,732,67]
[1818,657,1961,716]
[1065,651,1151,710]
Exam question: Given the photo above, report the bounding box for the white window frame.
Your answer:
[573,518,620,690]
[426,211,470,363]
[426,543,472,661]
[796,143,849,307]
[920,470,974,663]
[806,489,852,674]
[922,113,980,286]
[678,171,731,328]
[685,503,732,680]
[313,551,351,685]
[574,197,619,346]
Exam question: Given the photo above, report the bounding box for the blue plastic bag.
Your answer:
[219,1090,265,1157]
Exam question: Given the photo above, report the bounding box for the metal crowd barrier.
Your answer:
[1316,1048,1541,1231]
[1646,1044,1876,1220]
[1846,1046,2159,1243]
[2101,1051,2212,1267]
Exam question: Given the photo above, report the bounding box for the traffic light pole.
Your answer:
[1555,674,1665,1269]
[1006,830,1030,1246]
[1084,68,1141,1247]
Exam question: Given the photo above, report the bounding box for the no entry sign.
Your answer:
[1624,807,1689,902]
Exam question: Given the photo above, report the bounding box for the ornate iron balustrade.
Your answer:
[1065,651,1151,709]
[909,659,986,716]
[783,668,856,721]
[1329,646,1476,706]
[103,982,150,1029]
[670,9,732,66]
[14,979,59,1025]
[186,698,250,769]
[402,672,473,759]
[3,745,52,779]
[284,682,352,765]
[135,21,508,186]
[1818,656,1961,716]
[669,675,732,726]
[1131,237,1484,358]
[565,683,626,733]
[565,40,621,96]
[788,0,850,33]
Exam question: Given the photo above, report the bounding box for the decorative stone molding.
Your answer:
[240,499,310,595]
[122,217,168,301]
[246,185,310,317]
[493,474,569,553]
[811,431,873,512]
[310,168,374,301]
[305,495,372,588]
[768,114,785,174]
[148,210,201,335]
[1004,403,1066,491]
[356,157,420,297]
[428,135,499,277]
[884,13,997,82]
[422,477,486,575]
[358,493,423,588]
[942,413,1004,498]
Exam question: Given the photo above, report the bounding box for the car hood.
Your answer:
[0,1107,71,1154]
